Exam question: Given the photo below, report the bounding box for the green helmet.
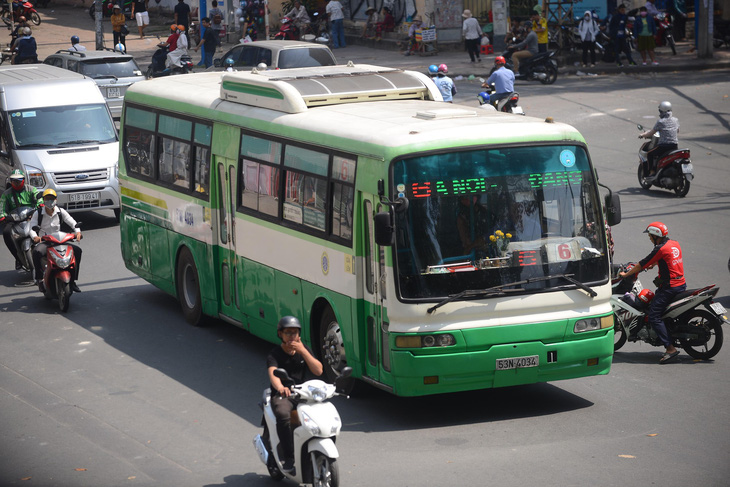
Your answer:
[9,169,25,180]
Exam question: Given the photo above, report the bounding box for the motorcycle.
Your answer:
[273,16,299,40]
[611,263,728,359]
[0,1,41,26]
[89,0,133,20]
[37,230,79,312]
[2,205,36,279]
[146,41,194,79]
[654,13,676,55]
[481,81,524,115]
[254,367,351,486]
[500,48,558,85]
[636,124,692,197]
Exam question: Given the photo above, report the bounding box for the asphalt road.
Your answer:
[1,69,729,486]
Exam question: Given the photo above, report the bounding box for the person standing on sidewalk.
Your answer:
[462,10,482,63]
[326,0,345,49]
[609,4,636,67]
[578,10,600,67]
[111,5,127,52]
[209,1,224,40]
[194,17,218,68]
[174,0,191,32]
[636,7,658,65]
[132,0,150,39]
[531,7,548,53]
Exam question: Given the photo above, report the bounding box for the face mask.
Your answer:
[641,12,647,17]
[44,199,56,209]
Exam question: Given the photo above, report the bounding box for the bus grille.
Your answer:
[53,169,109,185]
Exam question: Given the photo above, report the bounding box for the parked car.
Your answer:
[209,40,336,71]
[43,49,145,119]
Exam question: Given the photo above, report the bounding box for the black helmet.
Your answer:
[277,316,301,332]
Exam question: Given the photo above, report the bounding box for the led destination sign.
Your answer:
[404,171,583,199]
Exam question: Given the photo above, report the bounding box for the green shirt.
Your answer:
[0,185,41,219]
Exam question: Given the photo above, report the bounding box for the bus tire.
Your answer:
[319,307,347,383]
[176,248,205,326]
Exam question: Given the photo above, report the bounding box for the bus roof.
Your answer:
[126,66,585,153]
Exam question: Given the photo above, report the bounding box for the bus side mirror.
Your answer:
[374,212,394,246]
[605,193,621,226]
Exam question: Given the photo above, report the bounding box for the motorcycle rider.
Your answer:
[29,189,83,293]
[619,222,685,363]
[508,21,538,74]
[284,0,310,37]
[166,25,189,68]
[0,169,41,270]
[483,56,515,108]
[433,64,456,103]
[69,35,87,52]
[266,316,323,474]
[640,101,679,178]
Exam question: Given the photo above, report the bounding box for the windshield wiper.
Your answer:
[19,143,57,148]
[426,273,597,314]
[59,139,99,145]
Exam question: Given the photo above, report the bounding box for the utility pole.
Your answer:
[492,0,509,52]
[95,0,104,50]
[696,0,713,58]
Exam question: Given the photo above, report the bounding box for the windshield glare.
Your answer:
[8,105,117,148]
[79,58,142,78]
[393,145,608,300]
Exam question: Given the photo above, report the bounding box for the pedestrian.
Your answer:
[578,10,600,66]
[608,4,636,67]
[531,6,548,53]
[636,7,658,65]
[403,15,423,56]
[111,5,127,52]
[462,9,482,63]
[326,0,345,49]
[132,0,150,39]
[374,7,394,41]
[174,0,191,32]
[362,6,378,39]
[433,64,456,103]
[194,17,218,68]
[209,0,224,39]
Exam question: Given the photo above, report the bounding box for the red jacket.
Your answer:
[640,239,685,288]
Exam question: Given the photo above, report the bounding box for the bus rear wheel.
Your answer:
[176,248,205,326]
[319,307,347,383]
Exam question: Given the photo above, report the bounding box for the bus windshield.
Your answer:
[392,145,609,300]
[8,104,117,149]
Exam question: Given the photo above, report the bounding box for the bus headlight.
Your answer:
[574,316,613,333]
[395,334,455,348]
[26,166,45,188]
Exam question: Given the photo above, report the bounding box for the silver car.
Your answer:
[209,40,336,71]
[43,49,145,119]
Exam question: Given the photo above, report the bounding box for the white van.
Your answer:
[0,64,120,219]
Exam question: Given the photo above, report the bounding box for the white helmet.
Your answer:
[115,43,125,53]
[658,101,672,113]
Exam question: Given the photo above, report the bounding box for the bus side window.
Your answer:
[194,146,210,195]
[364,200,374,294]
[124,127,155,178]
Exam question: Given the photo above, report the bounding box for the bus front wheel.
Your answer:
[176,248,205,326]
[319,307,347,383]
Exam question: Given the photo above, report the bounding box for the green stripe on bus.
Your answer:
[221,81,285,99]
[121,187,169,210]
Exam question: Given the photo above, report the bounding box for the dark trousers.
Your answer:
[614,37,635,64]
[581,40,596,65]
[3,225,19,262]
[648,284,686,348]
[538,43,547,53]
[32,242,82,282]
[465,37,481,62]
[271,394,297,459]
[647,143,678,173]
[113,31,126,51]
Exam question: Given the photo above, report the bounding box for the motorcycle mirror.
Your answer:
[273,368,291,382]
[637,124,643,130]
[334,366,353,392]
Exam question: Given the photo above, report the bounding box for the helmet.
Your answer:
[477,92,490,105]
[256,62,268,70]
[495,55,506,66]
[438,63,448,74]
[115,43,125,53]
[225,58,235,67]
[658,101,672,113]
[638,289,655,304]
[42,188,57,199]
[71,35,79,45]
[171,24,179,32]
[428,64,438,75]
[644,221,668,238]
[277,316,301,332]
[9,169,25,190]
[18,16,25,23]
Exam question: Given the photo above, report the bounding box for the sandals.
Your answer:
[659,350,680,364]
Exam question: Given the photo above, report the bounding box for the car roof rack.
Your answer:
[54,49,87,58]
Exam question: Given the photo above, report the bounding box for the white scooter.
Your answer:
[5,205,36,282]
[254,367,351,487]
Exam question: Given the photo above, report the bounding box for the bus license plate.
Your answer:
[710,302,727,315]
[682,163,693,174]
[496,355,539,370]
[69,192,99,202]
[107,87,122,98]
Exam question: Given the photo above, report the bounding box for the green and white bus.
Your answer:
[118,64,621,396]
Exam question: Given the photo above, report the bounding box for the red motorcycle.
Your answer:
[273,16,299,40]
[0,1,41,26]
[654,13,676,55]
[38,231,79,312]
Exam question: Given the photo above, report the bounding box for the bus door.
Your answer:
[214,159,240,319]
[362,198,388,382]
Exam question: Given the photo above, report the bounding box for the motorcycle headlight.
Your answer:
[26,165,45,188]
[299,410,320,436]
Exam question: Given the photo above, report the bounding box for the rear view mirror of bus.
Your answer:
[374,212,394,246]
[605,193,622,226]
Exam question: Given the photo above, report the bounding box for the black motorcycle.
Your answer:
[146,43,194,79]
[499,49,558,85]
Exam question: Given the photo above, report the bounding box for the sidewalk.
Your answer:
[29,6,730,79]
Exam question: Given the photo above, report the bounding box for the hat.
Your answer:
[365,6,376,15]
[413,15,423,23]
[462,9,472,18]
[113,4,121,9]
